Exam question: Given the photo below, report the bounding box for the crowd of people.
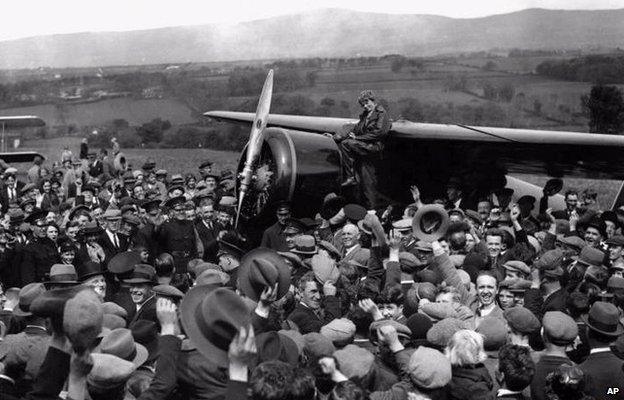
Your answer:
[0,133,623,400]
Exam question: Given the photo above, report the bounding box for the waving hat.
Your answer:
[412,204,450,242]
[238,247,291,302]
[180,286,250,366]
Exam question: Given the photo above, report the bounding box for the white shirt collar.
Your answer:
[497,388,522,397]
[590,347,611,354]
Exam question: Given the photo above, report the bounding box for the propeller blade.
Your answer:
[235,69,274,228]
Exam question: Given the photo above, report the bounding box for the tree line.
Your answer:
[535,55,624,84]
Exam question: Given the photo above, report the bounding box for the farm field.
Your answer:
[19,136,241,174]
[0,98,196,127]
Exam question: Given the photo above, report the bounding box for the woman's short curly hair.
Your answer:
[445,329,487,366]
[357,90,375,105]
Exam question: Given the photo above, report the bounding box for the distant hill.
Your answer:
[1,8,624,68]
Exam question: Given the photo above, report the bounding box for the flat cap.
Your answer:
[502,260,530,276]
[557,236,586,251]
[607,276,624,291]
[369,320,411,345]
[606,235,624,247]
[504,306,541,334]
[475,317,508,351]
[320,318,356,345]
[153,284,185,300]
[392,218,413,232]
[198,160,213,169]
[102,209,122,220]
[542,311,578,346]
[426,318,467,348]
[333,345,375,379]
[534,249,564,271]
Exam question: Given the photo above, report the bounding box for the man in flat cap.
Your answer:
[531,311,578,400]
[326,90,390,208]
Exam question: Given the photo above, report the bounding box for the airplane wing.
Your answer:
[0,116,46,128]
[0,151,46,163]
[205,111,624,180]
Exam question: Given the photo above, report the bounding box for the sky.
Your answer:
[1,0,623,41]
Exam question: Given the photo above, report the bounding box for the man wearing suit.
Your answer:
[549,190,580,220]
[260,202,291,252]
[287,271,341,334]
[195,203,219,263]
[0,173,25,213]
[98,209,129,266]
[339,223,370,268]
[124,264,158,327]
[579,301,624,399]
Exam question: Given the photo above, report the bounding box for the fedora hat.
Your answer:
[30,285,88,319]
[255,331,300,366]
[76,261,105,282]
[180,285,251,366]
[13,283,47,317]
[239,247,291,302]
[581,301,624,337]
[320,194,346,220]
[412,204,450,242]
[99,328,149,367]
[196,269,230,287]
[82,221,103,236]
[357,219,373,235]
[108,251,142,274]
[278,251,307,270]
[544,178,563,195]
[44,264,79,288]
[291,235,318,255]
[311,254,340,284]
[122,264,156,285]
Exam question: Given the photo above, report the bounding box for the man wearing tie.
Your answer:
[98,209,128,266]
[1,172,25,213]
[195,202,219,263]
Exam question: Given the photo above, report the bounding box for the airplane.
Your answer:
[0,116,46,163]
[204,71,624,230]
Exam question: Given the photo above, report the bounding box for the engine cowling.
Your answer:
[237,128,342,227]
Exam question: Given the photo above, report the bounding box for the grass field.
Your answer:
[19,136,241,174]
[0,98,195,127]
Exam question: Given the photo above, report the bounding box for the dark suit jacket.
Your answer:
[137,335,181,400]
[98,230,129,266]
[20,237,60,285]
[0,181,25,213]
[196,220,219,263]
[287,296,342,334]
[580,350,624,400]
[131,296,158,327]
[524,287,568,320]
[23,346,69,400]
[0,376,19,400]
[260,222,288,251]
